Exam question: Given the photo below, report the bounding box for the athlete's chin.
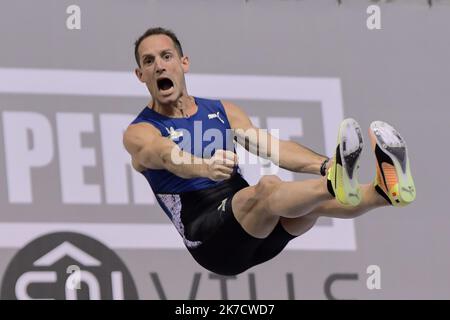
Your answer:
[155,91,179,105]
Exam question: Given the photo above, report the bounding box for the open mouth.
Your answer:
[157,77,174,92]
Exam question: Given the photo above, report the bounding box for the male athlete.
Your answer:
[123,27,416,276]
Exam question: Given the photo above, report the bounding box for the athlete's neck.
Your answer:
[149,94,197,118]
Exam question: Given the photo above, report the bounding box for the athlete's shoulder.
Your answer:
[130,106,150,124]
[220,100,248,117]
[220,100,253,130]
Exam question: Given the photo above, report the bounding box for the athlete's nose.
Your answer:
[155,57,166,75]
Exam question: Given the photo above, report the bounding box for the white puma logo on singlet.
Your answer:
[208,112,225,124]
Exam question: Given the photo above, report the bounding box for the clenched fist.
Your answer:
[205,150,238,181]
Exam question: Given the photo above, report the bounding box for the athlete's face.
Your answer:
[135,34,189,105]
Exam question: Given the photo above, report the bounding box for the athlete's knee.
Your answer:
[236,176,281,218]
[254,175,282,215]
[255,175,282,196]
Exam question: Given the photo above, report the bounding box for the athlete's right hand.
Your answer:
[205,150,238,181]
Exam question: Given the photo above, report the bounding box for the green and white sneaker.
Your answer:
[327,118,364,206]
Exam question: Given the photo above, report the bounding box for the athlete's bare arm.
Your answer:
[123,122,237,181]
[222,101,327,175]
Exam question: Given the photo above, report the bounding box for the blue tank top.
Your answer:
[130,97,239,194]
[130,97,241,249]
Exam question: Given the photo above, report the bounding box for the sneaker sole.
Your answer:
[338,118,363,206]
[370,121,416,205]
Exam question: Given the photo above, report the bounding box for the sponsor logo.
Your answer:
[1,232,138,300]
[208,112,225,124]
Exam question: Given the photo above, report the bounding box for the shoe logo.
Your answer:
[217,198,227,212]
[401,186,415,196]
[208,112,225,124]
[165,127,183,141]
[348,192,360,199]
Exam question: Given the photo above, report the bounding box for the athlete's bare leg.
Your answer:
[231,175,331,238]
[232,119,413,239]
[231,177,385,238]
[279,184,387,236]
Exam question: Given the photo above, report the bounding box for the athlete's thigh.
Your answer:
[230,183,279,239]
[279,215,318,237]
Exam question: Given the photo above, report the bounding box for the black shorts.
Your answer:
[181,173,297,276]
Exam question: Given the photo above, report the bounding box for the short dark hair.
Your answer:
[134,27,184,67]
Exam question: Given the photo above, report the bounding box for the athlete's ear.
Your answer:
[135,67,145,83]
[181,56,190,73]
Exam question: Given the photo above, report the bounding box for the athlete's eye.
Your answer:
[144,57,154,65]
[163,53,172,60]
